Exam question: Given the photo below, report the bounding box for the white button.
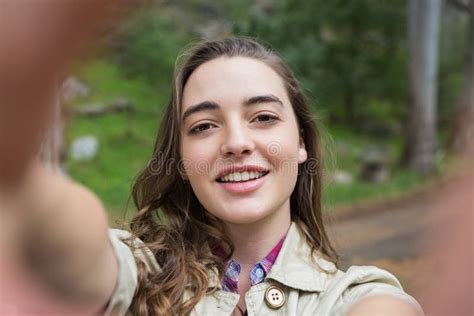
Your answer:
[264,285,285,309]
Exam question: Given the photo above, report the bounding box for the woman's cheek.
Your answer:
[264,137,297,159]
[183,144,215,176]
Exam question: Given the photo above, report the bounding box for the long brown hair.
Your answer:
[129,37,338,315]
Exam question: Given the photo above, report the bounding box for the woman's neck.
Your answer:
[224,204,291,265]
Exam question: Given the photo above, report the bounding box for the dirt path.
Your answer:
[327,193,441,296]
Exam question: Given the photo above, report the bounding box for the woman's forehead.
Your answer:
[181,56,288,110]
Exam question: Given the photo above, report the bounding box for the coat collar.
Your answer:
[205,222,337,293]
[265,222,338,292]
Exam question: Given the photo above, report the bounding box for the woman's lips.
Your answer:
[217,172,269,193]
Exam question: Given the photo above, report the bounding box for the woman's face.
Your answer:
[180,56,307,225]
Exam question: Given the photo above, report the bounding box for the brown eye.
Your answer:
[189,123,215,134]
[253,113,279,123]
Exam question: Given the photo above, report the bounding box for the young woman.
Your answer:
[104,38,423,315]
[0,7,423,314]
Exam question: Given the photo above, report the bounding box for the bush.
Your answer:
[110,8,190,92]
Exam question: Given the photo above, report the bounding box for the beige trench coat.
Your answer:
[105,222,422,316]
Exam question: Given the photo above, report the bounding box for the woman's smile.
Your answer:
[217,169,270,194]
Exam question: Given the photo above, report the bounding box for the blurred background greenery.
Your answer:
[61,0,469,220]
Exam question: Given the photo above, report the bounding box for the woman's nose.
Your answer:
[220,125,255,157]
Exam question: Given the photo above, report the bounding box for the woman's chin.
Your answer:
[218,209,270,226]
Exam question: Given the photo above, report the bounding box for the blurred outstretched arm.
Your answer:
[0,1,120,312]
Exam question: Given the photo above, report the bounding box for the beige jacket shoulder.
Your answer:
[105,223,423,316]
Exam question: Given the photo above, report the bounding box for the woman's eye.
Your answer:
[189,123,215,134]
[253,113,279,123]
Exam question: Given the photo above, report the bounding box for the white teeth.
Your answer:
[219,171,267,183]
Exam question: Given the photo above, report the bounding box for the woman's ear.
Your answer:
[298,134,308,164]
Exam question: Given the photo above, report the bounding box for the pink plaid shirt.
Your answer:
[220,236,286,293]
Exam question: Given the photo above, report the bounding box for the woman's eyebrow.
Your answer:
[244,94,284,107]
[182,101,219,122]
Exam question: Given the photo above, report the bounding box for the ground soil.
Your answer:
[327,182,445,302]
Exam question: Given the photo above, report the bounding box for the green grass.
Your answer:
[323,170,423,209]
[65,60,165,219]
[320,126,425,209]
[65,60,427,219]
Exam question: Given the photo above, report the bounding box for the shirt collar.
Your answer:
[221,235,286,293]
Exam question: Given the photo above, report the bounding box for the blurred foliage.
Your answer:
[109,7,189,93]
[238,0,408,130]
[106,0,467,132]
[108,1,254,91]
[66,1,468,215]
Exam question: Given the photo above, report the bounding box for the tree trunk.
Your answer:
[402,0,442,174]
[451,0,474,155]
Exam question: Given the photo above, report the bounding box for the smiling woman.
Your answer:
[1,20,424,314]
[111,38,424,316]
